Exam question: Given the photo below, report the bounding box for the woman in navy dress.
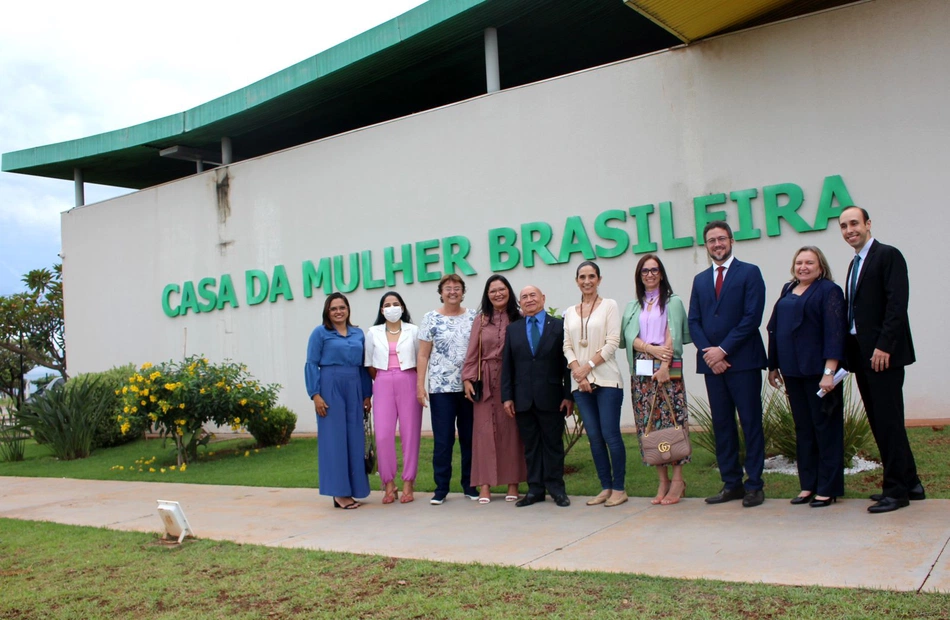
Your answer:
[305,293,373,509]
[767,246,847,508]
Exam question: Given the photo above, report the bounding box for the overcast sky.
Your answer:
[0,0,426,296]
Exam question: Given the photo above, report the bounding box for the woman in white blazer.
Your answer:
[364,291,422,504]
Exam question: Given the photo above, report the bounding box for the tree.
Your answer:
[0,348,30,408]
[0,264,66,380]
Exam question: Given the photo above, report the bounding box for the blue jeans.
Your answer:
[574,386,625,490]
[429,392,474,495]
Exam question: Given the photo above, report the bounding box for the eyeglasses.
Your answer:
[640,268,660,275]
[441,287,463,293]
[706,236,730,245]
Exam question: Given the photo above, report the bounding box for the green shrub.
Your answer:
[16,379,112,460]
[841,377,874,465]
[687,395,731,463]
[546,306,586,456]
[117,356,280,465]
[763,387,797,460]
[247,405,297,447]
[689,375,875,470]
[0,419,28,462]
[67,364,146,449]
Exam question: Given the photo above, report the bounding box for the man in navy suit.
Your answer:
[688,221,768,507]
[839,206,924,513]
[502,285,574,508]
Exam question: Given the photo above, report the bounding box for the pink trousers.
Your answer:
[372,367,422,483]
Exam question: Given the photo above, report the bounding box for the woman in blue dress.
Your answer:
[305,293,373,509]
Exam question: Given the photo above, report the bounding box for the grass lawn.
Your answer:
[1,518,948,620]
[0,428,950,498]
[0,427,947,499]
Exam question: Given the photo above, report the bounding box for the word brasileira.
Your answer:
[161,175,852,318]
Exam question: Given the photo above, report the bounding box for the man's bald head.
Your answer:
[519,286,545,317]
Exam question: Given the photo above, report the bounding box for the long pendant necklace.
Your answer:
[578,296,598,347]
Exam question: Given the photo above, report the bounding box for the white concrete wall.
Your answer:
[62,0,950,432]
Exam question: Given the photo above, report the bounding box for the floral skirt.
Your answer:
[631,351,690,466]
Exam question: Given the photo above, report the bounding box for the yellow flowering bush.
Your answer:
[117,356,280,465]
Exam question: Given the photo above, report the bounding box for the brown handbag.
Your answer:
[640,384,691,465]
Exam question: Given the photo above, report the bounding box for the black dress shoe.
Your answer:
[742,489,765,507]
[870,483,925,503]
[809,496,836,508]
[705,486,745,504]
[515,493,545,507]
[552,494,571,507]
[790,493,815,505]
[868,497,909,513]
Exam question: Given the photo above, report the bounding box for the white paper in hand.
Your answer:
[817,369,849,397]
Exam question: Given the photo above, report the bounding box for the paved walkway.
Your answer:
[2,476,948,593]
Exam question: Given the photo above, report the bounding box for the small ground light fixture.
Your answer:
[156,500,195,544]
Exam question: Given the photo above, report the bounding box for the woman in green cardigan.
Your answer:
[620,254,692,505]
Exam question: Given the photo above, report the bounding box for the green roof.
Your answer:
[2,0,846,190]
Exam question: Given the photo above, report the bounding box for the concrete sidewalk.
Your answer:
[2,476,948,593]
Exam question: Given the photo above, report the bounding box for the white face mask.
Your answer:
[382,306,403,323]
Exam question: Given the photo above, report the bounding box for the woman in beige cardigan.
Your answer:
[564,261,627,507]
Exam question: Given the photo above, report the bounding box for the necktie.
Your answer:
[530,316,541,354]
[715,266,725,299]
[848,255,861,329]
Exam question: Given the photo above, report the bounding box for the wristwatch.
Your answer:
[823,367,834,376]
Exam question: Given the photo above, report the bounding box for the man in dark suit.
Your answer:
[839,206,924,513]
[688,221,768,507]
[502,285,573,508]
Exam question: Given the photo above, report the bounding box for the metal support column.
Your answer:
[484,28,500,93]
[221,137,233,165]
[73,168,84,207]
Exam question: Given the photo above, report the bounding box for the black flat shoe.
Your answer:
[516,493,545,508]
[809,496,836,508]
[742,489,765,508]
[868,497,909,513]
[790,493,815,505]
[705,486,745,504]
[870,483,925,503]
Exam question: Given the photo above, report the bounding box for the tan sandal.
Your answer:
[382,484,398,505]
[651,481,671,505]
[661,480,686,505]
[400,483,414,504]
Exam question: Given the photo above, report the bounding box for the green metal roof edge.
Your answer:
[1,0,488,173]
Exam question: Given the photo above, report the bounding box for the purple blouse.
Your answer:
[638,295,668,345]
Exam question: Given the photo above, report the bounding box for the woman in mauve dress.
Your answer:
[462,275,527,503]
